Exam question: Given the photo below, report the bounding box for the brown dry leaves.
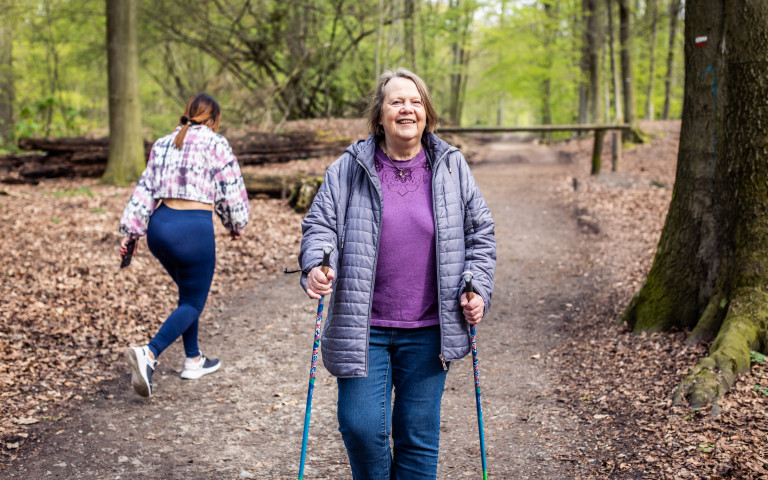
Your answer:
[0,151,335,460]
[0,119,366,461]
[3,118,768,479]
[549,120,768,479]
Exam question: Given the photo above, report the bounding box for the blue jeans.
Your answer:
[145,204,215,359]
[337,325,449,480]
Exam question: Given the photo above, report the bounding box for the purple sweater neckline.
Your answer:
[370,146,439,328]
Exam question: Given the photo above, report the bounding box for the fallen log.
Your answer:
[3,131,348,182]
[242,172,323,213]
[243,172,308,199]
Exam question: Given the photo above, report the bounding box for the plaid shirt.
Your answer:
[119,125,250,238]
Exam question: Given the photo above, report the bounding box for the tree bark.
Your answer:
[102,0,145,185]
[375,0,384,80]
[643,0,658,120]
[448,0,464,125]
[622,0,768,409]
[618,0,642,141]
[662,0,682,120]
[578,0,589,125]
[447,0,475,126]
[587,0,602,124]
[404,0,416,69]
[620,0,724,333]
[0,1,14,147]
[675,0,768,409]
[606,0,623,123]
[540,1,554,140]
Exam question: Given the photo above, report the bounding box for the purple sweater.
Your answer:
[370,146,439,328]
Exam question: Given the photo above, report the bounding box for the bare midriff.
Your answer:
[160,198,214,211]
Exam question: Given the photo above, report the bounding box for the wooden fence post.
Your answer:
[591,129,606,175]
[612,130,622,171]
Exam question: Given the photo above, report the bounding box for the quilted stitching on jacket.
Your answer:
[299,133,496,378]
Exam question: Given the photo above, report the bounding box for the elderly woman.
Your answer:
[299,68,496,479]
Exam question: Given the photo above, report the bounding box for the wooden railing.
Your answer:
[437,124,632,175]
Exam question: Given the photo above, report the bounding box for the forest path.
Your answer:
[3,140,596,479]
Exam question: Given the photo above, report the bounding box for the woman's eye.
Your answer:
[392,100,403,105]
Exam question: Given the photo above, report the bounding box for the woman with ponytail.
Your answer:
[118,93,250,398]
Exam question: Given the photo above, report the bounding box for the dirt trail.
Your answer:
[2,141,596,479]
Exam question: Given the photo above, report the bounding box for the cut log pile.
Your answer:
[0,131,349,183]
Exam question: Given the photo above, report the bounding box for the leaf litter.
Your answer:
[549,120,768,479]
[1,119,767,479]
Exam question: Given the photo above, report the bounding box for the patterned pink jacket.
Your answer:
[119,125,250,238]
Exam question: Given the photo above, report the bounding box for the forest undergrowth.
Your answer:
[0,119,766,479]
[554,120,768,479]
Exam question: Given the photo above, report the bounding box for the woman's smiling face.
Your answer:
[379,77,427,148]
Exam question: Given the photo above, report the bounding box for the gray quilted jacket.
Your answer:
[299,132,496,378]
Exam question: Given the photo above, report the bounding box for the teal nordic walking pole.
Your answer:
[463,270,488,480]
[298,244,333,480]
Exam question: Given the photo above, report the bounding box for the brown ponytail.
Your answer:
[173,93,222,149]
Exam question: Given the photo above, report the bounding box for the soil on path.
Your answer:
[2,140,596,479]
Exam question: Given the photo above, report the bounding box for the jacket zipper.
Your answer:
[432,146,457,369]
[357,152,384,378]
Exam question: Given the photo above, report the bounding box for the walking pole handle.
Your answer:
[321,244,332,275]
[462,270,474,301]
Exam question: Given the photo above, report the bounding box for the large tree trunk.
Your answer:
[619,0,724,333]
[622,1,768,409]
[102,0,145,185]
[0,2,14,147]
[662,0,682,120]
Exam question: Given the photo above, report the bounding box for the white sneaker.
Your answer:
[125,346,156,397]
[180,355,221,380]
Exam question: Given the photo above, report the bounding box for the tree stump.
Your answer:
[287,176,323,213]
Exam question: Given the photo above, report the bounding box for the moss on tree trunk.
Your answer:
[621,1,768,408]
[674,287,768,408]
[619,0,725,333]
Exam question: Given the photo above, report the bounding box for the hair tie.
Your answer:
[180,115,189,125]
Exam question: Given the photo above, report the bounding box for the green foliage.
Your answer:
[751,350,767,364]
[17,96,85,138]
[466,0,583,126]
[698,443,713,453]
[631,1,685,119]
[3,0,685,139]
[51,187,94,198]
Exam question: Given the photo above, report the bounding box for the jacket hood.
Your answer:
[344,132,455,168]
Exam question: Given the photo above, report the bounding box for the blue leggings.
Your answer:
[145,204,215,359]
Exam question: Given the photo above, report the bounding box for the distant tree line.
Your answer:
[0,0,684,148]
